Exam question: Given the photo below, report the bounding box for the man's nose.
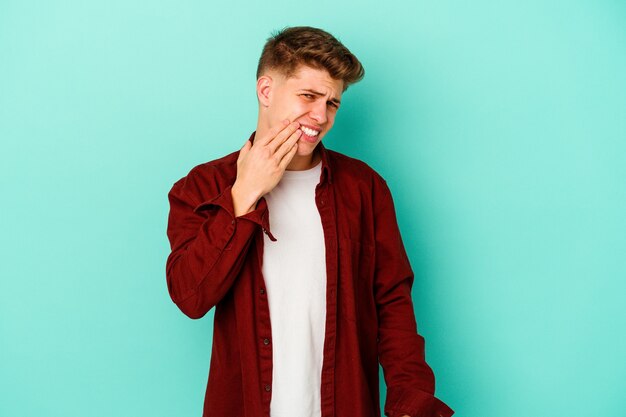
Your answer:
[309,101,328,124]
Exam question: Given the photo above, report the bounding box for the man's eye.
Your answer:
[303,94,314,98]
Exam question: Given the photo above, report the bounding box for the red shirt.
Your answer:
[165,131,454,417]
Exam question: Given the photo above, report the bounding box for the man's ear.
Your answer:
[256,75,272,107]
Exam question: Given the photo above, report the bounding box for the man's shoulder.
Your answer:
[187,149,239,180]
[326,148,387,187]
[326,149,395,211]
[181,150,239,180]
[169,149,240,203]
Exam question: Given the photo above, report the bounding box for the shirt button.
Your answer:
[263,338,270,345]
[231,219,235,225]
[265,384,271,392]
[320,199,325,205]
[260,288,265,295]
[262,227,267,234]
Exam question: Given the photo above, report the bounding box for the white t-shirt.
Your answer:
[262,160,326,417]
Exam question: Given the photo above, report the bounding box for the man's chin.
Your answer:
[296,138,321,151]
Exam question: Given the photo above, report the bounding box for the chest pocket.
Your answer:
[337,236,375,322]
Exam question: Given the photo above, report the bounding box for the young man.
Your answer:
[165,26,454,417]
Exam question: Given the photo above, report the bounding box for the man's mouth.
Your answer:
[300,126,320,137]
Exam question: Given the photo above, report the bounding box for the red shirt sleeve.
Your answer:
[165,171,270,319]
[373,178,454,417]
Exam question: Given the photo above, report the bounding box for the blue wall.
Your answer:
[1,1,624,416]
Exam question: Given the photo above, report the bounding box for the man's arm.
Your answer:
[165,178,265,319]
[165,120,303,319]
[373,178,454,417]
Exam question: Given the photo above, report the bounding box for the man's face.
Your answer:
[259,64,344,161]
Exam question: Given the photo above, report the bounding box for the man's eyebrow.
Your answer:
[300,89,341,105]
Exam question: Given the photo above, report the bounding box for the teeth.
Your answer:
[301,126,320,137]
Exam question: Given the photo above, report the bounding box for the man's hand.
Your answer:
[231,119,302,216]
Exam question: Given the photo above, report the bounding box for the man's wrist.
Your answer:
[231,182,260,217]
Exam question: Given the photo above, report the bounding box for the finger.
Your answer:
[266,120,301,153]
[278,140,299,170]
[238,140,251,160]
[275,128,302,161]
[255,119,290,147]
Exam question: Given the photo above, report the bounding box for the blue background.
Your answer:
[1,1,624,416]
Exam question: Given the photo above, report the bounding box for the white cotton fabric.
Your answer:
[262,160,326,417]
